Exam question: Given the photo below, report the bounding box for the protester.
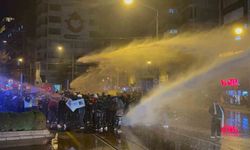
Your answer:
[209,99,224,139]
[48,98,58,128]
[0,83,141,133]
[77,94,86,130]
[57,96,68,130]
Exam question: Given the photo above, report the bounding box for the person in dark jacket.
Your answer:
[57,97,68,130]
[209,100,224,139]
[48,99,58,128]
[94,98,105,132]
[77,94,86,130]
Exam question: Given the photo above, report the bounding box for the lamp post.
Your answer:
[234,27,243,35]
[17,58,24,96]
[233,26,244,41]
[146,60,152,65]
[146,60,152,76]
[124,0,133,5]
[124,0,159,38]
[56,46,75,88]
[57,46,63,52]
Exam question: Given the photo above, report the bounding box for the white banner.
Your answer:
[66,98,85,112]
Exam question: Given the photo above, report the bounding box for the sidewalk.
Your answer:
[0,130,53,148]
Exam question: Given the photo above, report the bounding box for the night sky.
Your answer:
[0,0,187,38]
[0,0,167,38]
[0,0,36,37]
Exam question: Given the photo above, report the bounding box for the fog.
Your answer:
[71,26,250,133]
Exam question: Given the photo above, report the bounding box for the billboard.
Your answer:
[62,3,86,39]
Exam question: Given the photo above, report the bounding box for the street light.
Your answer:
[147,61,152,65]
[123,0,159,38]
[55,46,75,88]
[17,57,24,96]
[124,0,133,5]
[2,40,7,44]
[57,46,63,52]
[234,27,243,35]
[18,58,23,64]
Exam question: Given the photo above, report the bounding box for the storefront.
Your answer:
[220,78,249,105]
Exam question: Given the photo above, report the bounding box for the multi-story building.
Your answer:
[0,17,27,79]
[137,0,220,92]
[158,0,220,36]
[178,0,220,30]
[36,0,99,88]
[220,0,249,24]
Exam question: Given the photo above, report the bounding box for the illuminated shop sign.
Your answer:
[220,78,239,87]
[226,90,248,97]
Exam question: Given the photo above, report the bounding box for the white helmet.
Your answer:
[93,94,98,98]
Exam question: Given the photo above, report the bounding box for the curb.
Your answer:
[0,130,53,148]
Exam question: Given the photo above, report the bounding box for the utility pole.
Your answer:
[156,10,159,39]
[71,53,75,81]
[218,0,223,25]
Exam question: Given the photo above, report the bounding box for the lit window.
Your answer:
[4,17,15,22]
[169,29,178,34]
[168,8,177,14]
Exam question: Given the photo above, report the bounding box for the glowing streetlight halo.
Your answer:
[17,58,24,65]
[234,27,243,35]
[57,46,63,52]
[124,0,134,5]
[18,58,23,63]
[147,61,152,65]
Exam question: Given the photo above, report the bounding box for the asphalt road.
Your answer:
[2,130,147,150]
[2,109,249,150]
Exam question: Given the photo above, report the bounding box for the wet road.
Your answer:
[2,110,250,150]
[53,132,118,150]
[222,110,250,137]
[2,130,147,150]
[219,110,250,150]
[2,132,118,150]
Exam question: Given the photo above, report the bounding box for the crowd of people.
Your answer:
[48,91,141,133]
[0,89,41,112]
[0,87,142,133]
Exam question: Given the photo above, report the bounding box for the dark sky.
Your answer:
[0,0,36,37]
[0,0,9,19]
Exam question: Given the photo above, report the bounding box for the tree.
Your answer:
[0,50,10,64]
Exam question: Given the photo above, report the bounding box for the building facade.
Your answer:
[36,0,99,88]
[180,0,219,30]
[221,0,250,24]
[0,17,28,80]
[159,0,220,36]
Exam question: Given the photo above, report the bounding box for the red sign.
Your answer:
[40,83,52,92]
[221,125,239,137]
[220,78,239,87]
